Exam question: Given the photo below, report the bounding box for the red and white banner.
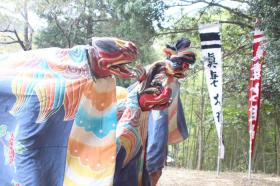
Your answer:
[248,29,265,158]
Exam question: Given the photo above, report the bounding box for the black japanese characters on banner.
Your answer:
[199,23,224,159]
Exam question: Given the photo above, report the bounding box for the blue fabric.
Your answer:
[0,85,74,186]
[146,110,168,173]
[177,97,189,139]
[0,47,88,186]
[146,96,188,174]
[113,147,142,186]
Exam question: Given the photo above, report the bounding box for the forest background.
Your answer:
[0,0,279,175]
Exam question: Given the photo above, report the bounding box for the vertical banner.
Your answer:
[199,23,224,160]
[248,29,265,160]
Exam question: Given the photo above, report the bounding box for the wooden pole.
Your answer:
[248,132,252,178]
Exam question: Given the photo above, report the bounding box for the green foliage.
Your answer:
[108,0,166,43]
[249,0,280,106]
[34,0,111,47]
[33,0,166,86]
[34,0,165,60]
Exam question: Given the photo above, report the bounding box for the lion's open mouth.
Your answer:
[108,62,136,79]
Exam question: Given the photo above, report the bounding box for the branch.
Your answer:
[4,35,17,41]
[52,13,71,47]
[0,28,26,50]
[166,4,198,8]
[208,2,252,20]
[219,20,253,29]
[195,111,203,120]
[0,41,19,45]
[230,0,250,4]
[177,0,253,20]
[166,0,201,7]
[155,19,252,37]
[223,43,251,60]
[155,28,198,36]
[92,19,110,22]
[12,29,26,50]
[0,28,15,33]
[196,2,210,22]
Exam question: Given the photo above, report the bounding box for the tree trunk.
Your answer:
[262,147,266,173]
[275,106,280,175]
[185,136,190,167]
[182,141,186,167]
[187,127,194,169]
[186,78,195,168]
[233,128,238,170]
[23,0,32,50]
[174,144,179,167]
[262,122,266,173]
[229,129,235,170]
[196,70,205,170]
[86,16,94,37]
[191,127,198,169]
[181,91,187,167]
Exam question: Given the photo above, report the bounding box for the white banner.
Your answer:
[199,23,224,159]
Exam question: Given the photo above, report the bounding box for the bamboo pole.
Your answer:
[217,110,223,176]
[197,67,205,170]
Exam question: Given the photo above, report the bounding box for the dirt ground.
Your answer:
[158,167,280,186]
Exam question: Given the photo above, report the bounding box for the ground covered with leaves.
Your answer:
[158,167,280,186]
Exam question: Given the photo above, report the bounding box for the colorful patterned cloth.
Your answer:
[114,77,188,186]
[0,46,92,186]
[113,38,194,185]
[64,78,118,186]
[0,44,127,186]
[114,85,149,186]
